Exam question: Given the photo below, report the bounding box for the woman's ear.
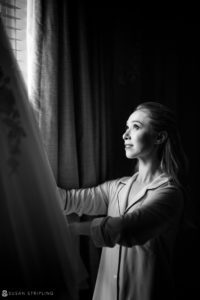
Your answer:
[155,131,168,145]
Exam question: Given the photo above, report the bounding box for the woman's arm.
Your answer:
[68,221,92,236]
[57,179,120,216]
[89,186,184,247]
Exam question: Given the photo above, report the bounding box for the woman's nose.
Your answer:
[122,129,130,140]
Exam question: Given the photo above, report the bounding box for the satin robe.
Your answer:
[59,173,183,300]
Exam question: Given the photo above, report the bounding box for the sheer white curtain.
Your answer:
[0,19,86,299]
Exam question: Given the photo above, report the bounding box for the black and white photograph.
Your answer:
[0,1,199,299]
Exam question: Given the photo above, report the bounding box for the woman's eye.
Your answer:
[133,124,140,130]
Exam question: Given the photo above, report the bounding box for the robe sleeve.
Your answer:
[57,179,121,216]
[90,186,184,247]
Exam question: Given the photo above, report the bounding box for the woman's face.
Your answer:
[123,109,158,160]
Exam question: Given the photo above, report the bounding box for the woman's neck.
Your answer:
[136,158,162,184]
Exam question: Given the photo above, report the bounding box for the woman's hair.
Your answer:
[135,101,189,187]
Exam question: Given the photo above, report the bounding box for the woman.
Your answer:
[58,102,188,300]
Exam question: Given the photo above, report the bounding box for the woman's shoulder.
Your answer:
[150,173,181,190]
[147,173,185,202]
[104,176,131,188]
[102,174,135,194]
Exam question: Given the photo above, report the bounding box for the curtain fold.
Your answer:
[27,0,111,296]
[27,0,109,187]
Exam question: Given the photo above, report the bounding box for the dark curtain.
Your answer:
[27,0,113,298]
[28,0,112,186]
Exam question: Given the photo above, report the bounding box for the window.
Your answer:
[0,0,27,84]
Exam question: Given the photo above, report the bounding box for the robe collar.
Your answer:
[118,172,172,214]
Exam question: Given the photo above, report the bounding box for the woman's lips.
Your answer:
[125,144,133,148]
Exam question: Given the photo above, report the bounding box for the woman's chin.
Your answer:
[125,153,135,159]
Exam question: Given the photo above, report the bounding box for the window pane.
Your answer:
[0,0,27,85]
